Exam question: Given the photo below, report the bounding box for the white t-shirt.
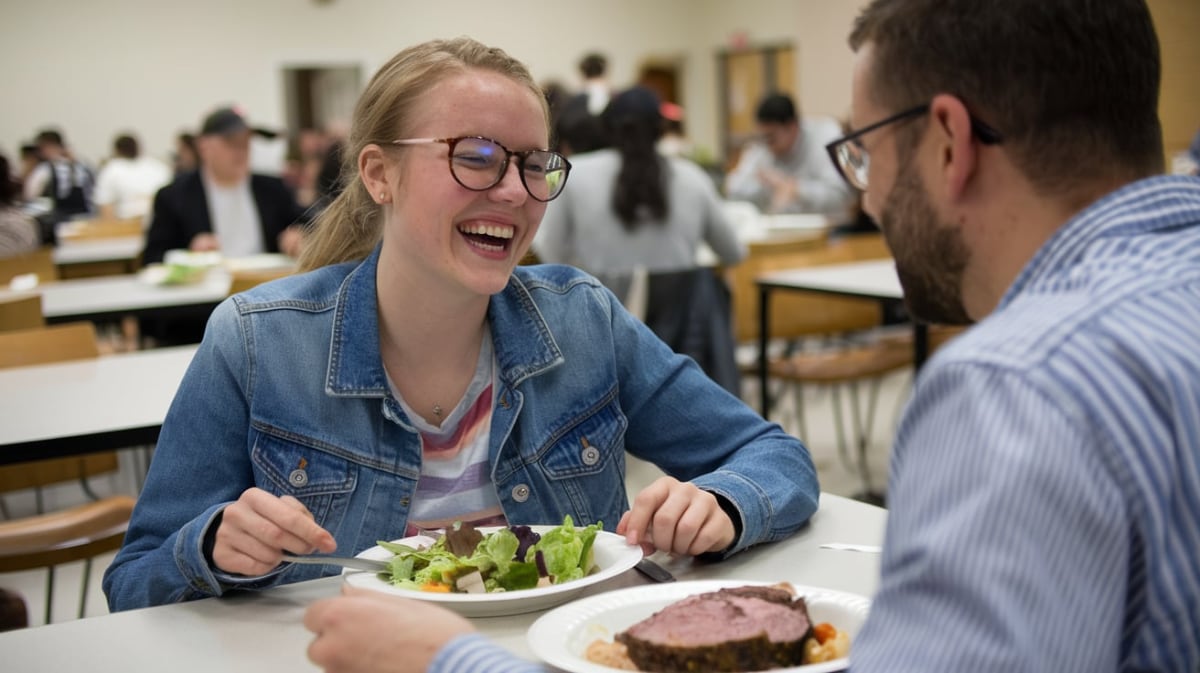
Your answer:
[94,156,171,219]
[202,175,263,257]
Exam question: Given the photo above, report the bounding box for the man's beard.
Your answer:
[879,167,973,325]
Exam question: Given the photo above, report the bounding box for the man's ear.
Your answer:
[928,94,978,200]
[358,144,390,203]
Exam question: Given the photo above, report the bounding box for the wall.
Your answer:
[1147,0,1200,159]
[0,0,867,166]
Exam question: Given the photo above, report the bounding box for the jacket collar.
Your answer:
[325,246,563,396]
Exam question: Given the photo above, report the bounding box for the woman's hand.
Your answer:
[617,476,735,556]
[212,487,336,576]
[305,586,476,673]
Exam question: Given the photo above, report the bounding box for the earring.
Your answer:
[378,192,388,203]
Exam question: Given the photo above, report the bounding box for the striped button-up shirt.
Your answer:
[853,175,1200,672]
[427,176,1200,673]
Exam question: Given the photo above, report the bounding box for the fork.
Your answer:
[281,553,389,573]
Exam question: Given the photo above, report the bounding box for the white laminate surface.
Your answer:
[0,272,232,320]
[52,236,144,265]
[758,258,902,300]
[0,494,885,673]
[0,345,196,451]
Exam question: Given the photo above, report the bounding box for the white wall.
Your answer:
[0,0,867,166]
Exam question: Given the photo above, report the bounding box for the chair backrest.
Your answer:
[0,248,58,286]
[730,233,890,344]
[642,267,740,396]
[228,267,294,296]
[0,322,117,495]
[0,294,45,333]
[59,217,143,240]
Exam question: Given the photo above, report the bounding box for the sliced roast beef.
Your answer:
[615,584,813,672]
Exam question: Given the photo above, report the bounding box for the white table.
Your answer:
[754,258,925,417]
[52,236,143,266]
[0,493,885,673]
[0,345,197,465]
[0,272,232,324]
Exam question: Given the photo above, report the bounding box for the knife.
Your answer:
[634,558,676,583]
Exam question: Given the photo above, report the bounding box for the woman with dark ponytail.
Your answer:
[534,86,745,287]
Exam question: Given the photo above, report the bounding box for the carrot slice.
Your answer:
[813,622,838,644]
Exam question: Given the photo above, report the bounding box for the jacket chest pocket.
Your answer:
[251,429,357,525]
[536,400,627,479]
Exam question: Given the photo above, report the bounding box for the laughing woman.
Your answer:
[103,37,819,612]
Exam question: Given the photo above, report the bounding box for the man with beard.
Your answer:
[297,2,1200,672]
[826,1,1200,671]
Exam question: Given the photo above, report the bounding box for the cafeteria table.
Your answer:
[0,492,885,673]
[0,345,197,466]
[754,258,925,417]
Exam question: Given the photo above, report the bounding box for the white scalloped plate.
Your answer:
[342,526,642,618]
[527,579,870,673]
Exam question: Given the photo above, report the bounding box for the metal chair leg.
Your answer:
[44,566,55,625]
[79,558,93,619]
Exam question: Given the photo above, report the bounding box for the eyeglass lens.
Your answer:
[835,142,870,191]
[449,137,568,202]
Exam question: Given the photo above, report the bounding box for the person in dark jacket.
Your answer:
[142,106,307,265]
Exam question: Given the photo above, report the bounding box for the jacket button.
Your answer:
[288,469,308,487]
[581,446,600,465]
[511,484,531,502]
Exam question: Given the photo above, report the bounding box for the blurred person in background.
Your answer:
[142,106,307,265]
[0,153,40,258]
[534,86,745,393]
[173,132,199,176]
[724,92,853,218]
[94,133,171,221]
[23,128,94,219]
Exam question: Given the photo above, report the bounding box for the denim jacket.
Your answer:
[104,247,819,610]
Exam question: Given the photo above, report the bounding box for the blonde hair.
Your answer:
[298,37,549,272]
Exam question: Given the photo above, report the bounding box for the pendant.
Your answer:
[432,404,443,418]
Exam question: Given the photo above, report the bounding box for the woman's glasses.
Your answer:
[391,136,571,202]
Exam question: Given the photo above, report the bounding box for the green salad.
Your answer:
[377,515,603,594]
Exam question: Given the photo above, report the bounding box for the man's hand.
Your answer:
[617,476,735,556]
[212,487,336,576]
[278,226,305,258]
[305,586,476,673]
[189,232,220,252]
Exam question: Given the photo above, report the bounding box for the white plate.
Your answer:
[342,526,643,618]
[527,579,870,673]
[761,214,831,232]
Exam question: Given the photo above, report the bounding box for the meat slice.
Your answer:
[615,585,813,672]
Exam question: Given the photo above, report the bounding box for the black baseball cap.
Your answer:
[200,106,278,139]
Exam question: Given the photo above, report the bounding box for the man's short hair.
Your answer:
[114,134,139,159]
[755,93,798,125]
[579,53,607,79]
[35,129,64,148]
[849,0,1163,195]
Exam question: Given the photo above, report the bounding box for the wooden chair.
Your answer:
[0,247,58,287]
[730,233,910,495]
[0,295,45,333]
[227,267,294,296]
[0,322,132,624]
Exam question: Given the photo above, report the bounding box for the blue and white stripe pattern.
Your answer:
[852,175,1200,673]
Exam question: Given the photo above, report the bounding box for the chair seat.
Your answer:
[768,338,913,383]
[0,496,135,572]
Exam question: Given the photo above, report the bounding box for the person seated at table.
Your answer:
[724,92,854,218]
[299,1,1200,672]
[141,106,308,265]
[0,154,41,259]
[22,128,95,221]
[93,133,171,221]
[102,36,819,612]
[533,85,745,393]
